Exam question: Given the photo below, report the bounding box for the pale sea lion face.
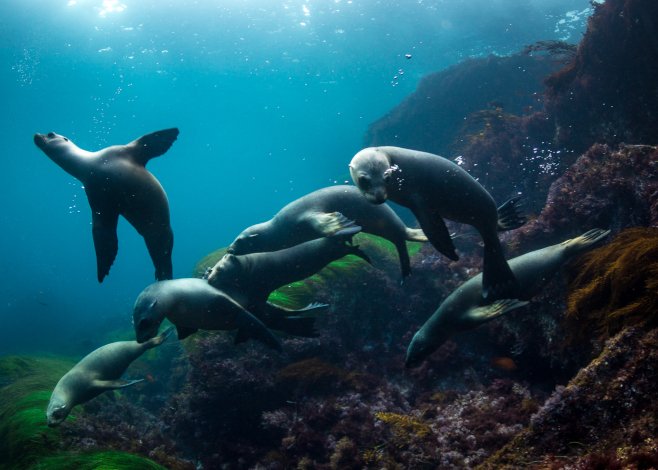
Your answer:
[33,132,73,157]
[349,148,393,205]
[133,287,165,343]
[46,397,70,427]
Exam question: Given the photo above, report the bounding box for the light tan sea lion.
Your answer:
[33,129,179,282]
[46,327,173,426]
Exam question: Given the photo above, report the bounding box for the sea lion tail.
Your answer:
[404,228,429,242]
[497,196,526,231]
[276,316,321,338]
[562,228,611,257]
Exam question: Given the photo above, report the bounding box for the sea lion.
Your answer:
[133,278,283,351]
[207,234,371,340]
[33,128,179,282]
[46,326,173,427]
[227,185,427,279]
[349,146,526,298]
[405,229,610,368]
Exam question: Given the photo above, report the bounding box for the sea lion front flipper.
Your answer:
[92,379,144,391]
[175,326,198,340]
[309,212,361,238]
[91,209,120,283]
[235,308,283,352]
[143,227,174,281]
[412,208,459,261]
[497,197,526,231]
[126,128,180,166]
[466,299,529,323]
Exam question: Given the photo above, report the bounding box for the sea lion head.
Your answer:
[228,223,267,255]
[133,284,166,343]
[349,148,393,205]
[405,328,450,369]
[46,395,71,427]
[207,254,245,288]
[33,132,75,157]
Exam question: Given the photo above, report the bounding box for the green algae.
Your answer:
[192,247,229,278]
[0,356,77,470]
[0,356,37,380]
[32,450,167,470]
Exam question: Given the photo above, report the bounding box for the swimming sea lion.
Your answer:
[33,129,179,282]
[349,146,525,298]
[133,278,283,351]
[405,229,610,368]
[207,234,371,340]
[46,326,173,427]
[227,185,427,279]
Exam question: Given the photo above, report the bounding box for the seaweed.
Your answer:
[375,412,432,447]
[564,228,658,345]
[0,356,77,469]
[31,450,167,469]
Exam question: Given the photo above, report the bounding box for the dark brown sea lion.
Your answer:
[33,129,179,282]
[227,185,427,279]
[405,229,610,368]
[349,146,525,298]
[133,278,283,352]
[207,234,371,340]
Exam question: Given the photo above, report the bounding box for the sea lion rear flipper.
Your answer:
[497,197,526,232]
[413,208,459,261]
[482,241,518,299]
[310,212,361,238]
[92,379,144,391]
[176,326,198,340]
[393,240,412,280]
[347,244,372,265]
[126,128,180,166]
[562,228,611,257]
[466,299,529,323]
[260,302,322,338]
[143,227,174,281]
[404,228,428,243]
[91,209,120,283]
[235,309,283,352]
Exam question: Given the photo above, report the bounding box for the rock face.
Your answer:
[363,54,553,157]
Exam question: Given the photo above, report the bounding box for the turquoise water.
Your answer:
[0,0,591,353]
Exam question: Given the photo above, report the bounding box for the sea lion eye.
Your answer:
[358,175,371,190]
[383,173,392,185]
[48,132,55,138]
[63,137,69,142]
[53,409,62,418]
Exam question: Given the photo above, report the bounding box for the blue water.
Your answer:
[0,0,592,354]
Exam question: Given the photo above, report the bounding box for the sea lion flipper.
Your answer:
[92,379,144,391]
[127,128,180,166]
[260,303,322,338]
[466,299,529,323]
[175,326,198,340]
[413,208,459,261]
[497,197,526,232]
[143,227,174,281]
[91,209,120,283]
[235,309,283,352]
[310,212,361,238]
[482,241,518,299]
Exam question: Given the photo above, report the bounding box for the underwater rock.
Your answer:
[507,144,658,255]
[363,54,552,158]
[479,326,658,469]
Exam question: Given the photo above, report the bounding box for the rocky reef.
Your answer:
[3,0,658,468]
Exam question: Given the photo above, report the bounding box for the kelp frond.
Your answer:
[375,412,432,447]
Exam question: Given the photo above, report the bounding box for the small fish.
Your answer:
[39,302,49,307]
[490,357,517,371]
[145,374,155,383]
[405,54,412,59]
